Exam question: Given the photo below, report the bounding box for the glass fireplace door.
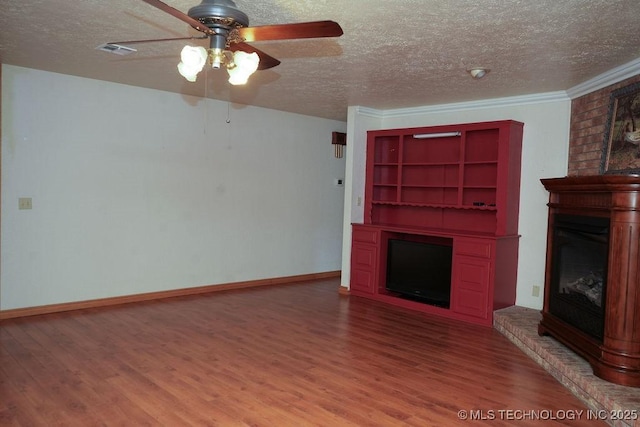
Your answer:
[548,214,609,341]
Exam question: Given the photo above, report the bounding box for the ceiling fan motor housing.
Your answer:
[187,0,250,29]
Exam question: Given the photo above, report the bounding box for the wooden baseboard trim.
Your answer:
[0,271,341,320]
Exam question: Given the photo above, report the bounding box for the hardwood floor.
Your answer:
[0,278,606,426]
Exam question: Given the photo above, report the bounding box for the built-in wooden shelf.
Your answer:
[351,120,524,326]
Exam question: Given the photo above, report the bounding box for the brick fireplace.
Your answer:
[569,75,640,176]
[528,74,640,392]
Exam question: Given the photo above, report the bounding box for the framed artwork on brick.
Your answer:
[600,80,640,174]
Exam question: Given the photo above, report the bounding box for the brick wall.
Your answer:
[569,74,640,176]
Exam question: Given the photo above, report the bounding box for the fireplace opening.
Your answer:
[385,236,453,308]
[548,214,609,341]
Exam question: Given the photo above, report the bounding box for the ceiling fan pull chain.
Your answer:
[203,67,209,134]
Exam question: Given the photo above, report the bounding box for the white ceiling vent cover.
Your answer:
[96,43,137,56]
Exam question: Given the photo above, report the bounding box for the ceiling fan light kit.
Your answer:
[103,0,343,87]
[177,44,259,84]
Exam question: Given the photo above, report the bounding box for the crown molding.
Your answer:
[352,106,384,118]
[377,91,569,119]
[566,57,640,99]
[353,92,569,120]
[352,58,640,119]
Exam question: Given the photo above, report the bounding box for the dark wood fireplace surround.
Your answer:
[540,175,640,387]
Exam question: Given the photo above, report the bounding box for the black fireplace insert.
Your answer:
[548,214,609,341]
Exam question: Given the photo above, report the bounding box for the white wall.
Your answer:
[341,94,571,310]
[1,65,346,310]
[339,106,381,287]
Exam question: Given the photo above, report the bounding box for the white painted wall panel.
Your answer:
[1,65,346,310]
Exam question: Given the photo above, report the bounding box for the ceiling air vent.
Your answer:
[96,43,137,56]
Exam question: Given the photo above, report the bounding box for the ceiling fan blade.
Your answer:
[238,21,343,42]
[108,36,208,45]
[229,42,281,70]
[141,0,213,35]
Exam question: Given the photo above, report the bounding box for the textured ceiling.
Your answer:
[2,0,640,121]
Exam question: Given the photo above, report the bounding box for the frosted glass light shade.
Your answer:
[177,45,208,81]
[227,51,260,85]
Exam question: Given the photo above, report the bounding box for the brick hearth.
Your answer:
[494,306,640,427]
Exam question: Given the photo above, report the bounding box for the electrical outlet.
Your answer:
[18,197,32,210]
[532,285,541,297]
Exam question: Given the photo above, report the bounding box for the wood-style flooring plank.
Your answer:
[0,278,605,426]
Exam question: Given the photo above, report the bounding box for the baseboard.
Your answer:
[0,271,341,320]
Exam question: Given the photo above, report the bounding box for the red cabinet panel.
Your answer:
[350,226,379,295]
[452,256,491,319]
[352,228,379,245]
[456,239,492,258]
[353,244,376,267]
[351,264,376,294]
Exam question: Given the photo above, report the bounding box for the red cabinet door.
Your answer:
[350,243,377,294]
[451,230,493,322]
[451,256,491,319]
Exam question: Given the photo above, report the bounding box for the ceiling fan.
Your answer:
[105,0,343,84]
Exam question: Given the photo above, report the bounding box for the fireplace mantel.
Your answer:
[539,174,640,387]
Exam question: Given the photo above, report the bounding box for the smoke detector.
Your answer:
[468,68,490,79]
